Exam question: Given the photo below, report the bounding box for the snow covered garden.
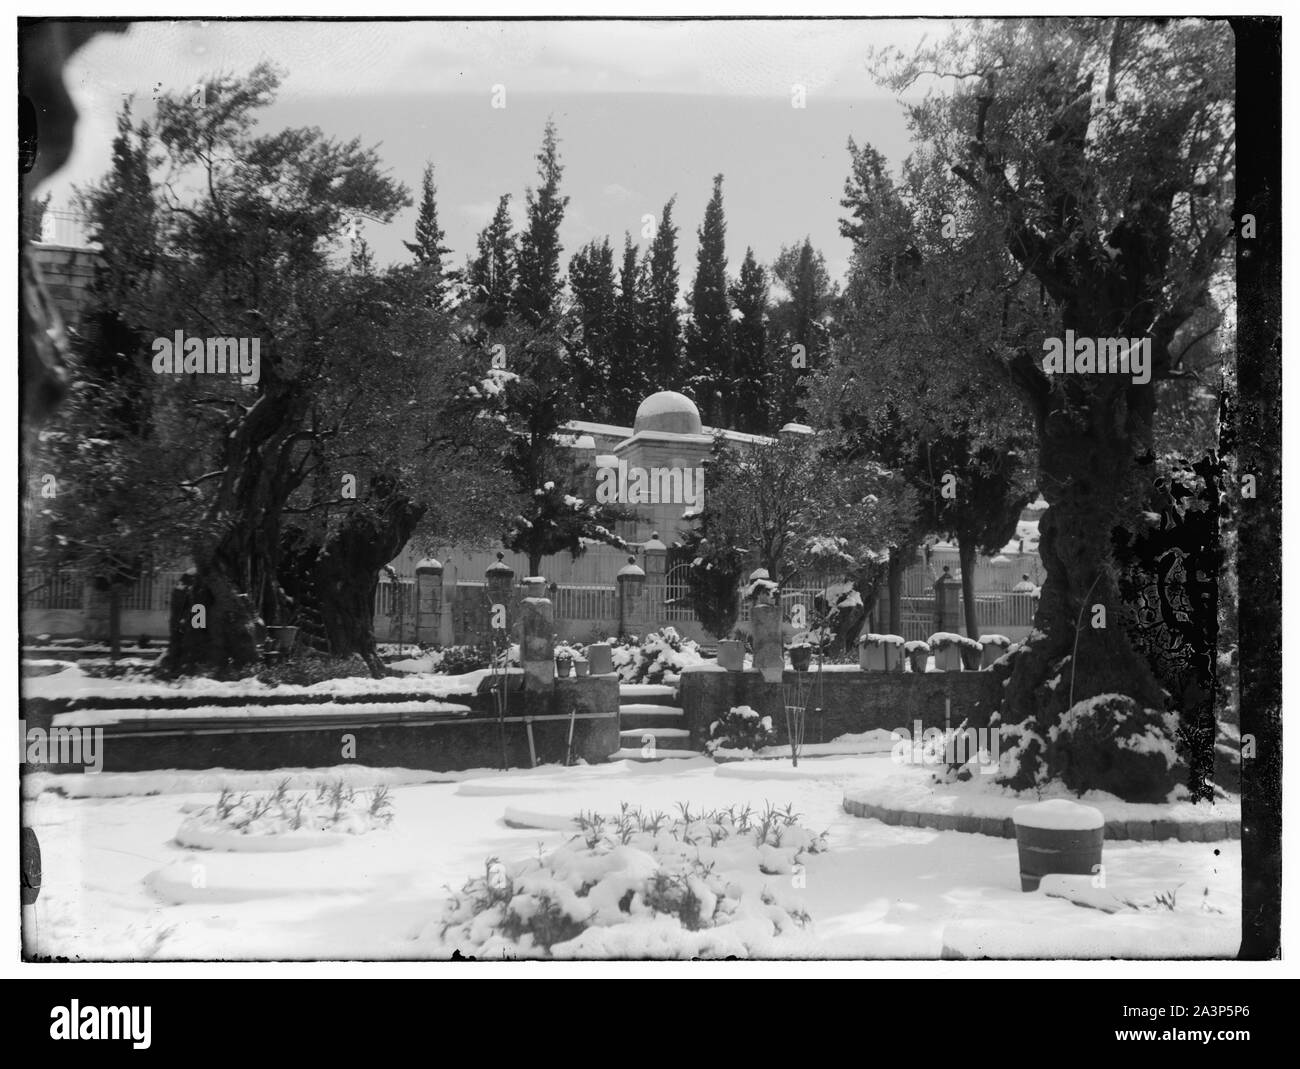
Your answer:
[23,747,1239,960]
[19,15,1267,970]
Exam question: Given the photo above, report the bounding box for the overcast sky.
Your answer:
[41,18,955,284]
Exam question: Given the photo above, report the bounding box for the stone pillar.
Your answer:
[485,551,515,649]
[641,533,668,632]
[617,556,646,639]
[520,595,555,691]
[414,557,443,646]
[751,592,784,684]
[934,566,961,635]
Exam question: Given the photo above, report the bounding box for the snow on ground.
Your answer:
[844,758,1240,826]
[23,754,1238,960]
[52,700,472,728]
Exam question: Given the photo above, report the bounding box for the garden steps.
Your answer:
[614,684,705,761]
[619,726,691,745]
[617,703,686,731]
[608,747,704,762]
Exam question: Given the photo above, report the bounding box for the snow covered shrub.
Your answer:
[433,644,492,675]
[608,627,703,684]
[256,653,371,687]
[706,705,776,755]
[1045,694,1183,803]
[436,801,825,959]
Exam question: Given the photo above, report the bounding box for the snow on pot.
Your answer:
[979,634,1011,669]
[1011,799,1105,892]
[858,633,904,671]
[927,632,965,671]
[904,640,930,673]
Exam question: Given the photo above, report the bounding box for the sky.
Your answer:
[40,18,955,285]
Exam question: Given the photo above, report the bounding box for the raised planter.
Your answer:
[928,633,964,672]
[1012,799,1104,892]
[979,634,1012,669]
[858,633,904,672]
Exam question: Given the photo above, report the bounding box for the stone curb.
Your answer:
[842,796,1240,842]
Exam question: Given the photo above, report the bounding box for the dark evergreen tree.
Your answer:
[644,197,681,391]
[609,233,650,423]
[769,237,833,426]
[568,236,617,421]
[684,174,731,426]
[403,162,452,301]
[468,193,516,328]
[728,246,769,433]
[514,119,569,325]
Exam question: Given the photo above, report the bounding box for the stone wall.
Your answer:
[678,664,1003,749]
[26,676,620,774]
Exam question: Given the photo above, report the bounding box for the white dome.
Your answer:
[633,391,703,436]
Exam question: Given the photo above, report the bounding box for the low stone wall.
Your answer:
[24,676,620,774]
[679,665,1002,750]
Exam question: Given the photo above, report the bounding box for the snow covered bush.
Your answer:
[706,704,776,755]
[608,627,703,684]
[255,653,371,687]
[1045,694,1184,803]
[435,801,825,959]
[433,644,492,675]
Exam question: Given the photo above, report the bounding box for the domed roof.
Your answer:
[633,391,703,436]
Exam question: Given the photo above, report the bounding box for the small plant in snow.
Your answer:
[185,778,395,839]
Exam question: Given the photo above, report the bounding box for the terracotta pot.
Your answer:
[556,659,573,678]
[789,646,813,672]
[574,659,590,677]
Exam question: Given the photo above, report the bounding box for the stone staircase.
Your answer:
[609,683,704,761]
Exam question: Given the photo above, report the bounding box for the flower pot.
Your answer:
[555,659,573,678]
[574,659,590,677]
[931,643,962,671]
[717,639,744,671]
[959,643,983,671]
[906,646,930,674]
[1012,800,1105,892]
[860,635,903,671]
[859,642,885,671]
[980,636,1011,669]
[267,625,298,654]
[789,646,813,672]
